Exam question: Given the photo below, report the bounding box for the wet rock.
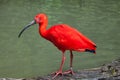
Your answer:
[0,78,24,80]
[29,58,120,80]
[0,58,120,80]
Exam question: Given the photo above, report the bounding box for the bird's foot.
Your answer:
[52,70,63,79]
[63,67,75,75]
[51,68,74,79]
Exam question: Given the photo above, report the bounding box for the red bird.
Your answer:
[18,13,96,78]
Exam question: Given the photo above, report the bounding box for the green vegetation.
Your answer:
[0,0,120,78]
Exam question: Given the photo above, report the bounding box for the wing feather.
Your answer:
[46,24,96,51]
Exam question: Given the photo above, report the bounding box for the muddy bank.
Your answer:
[0,58,120,80]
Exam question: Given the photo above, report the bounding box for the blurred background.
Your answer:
[0,0,120,78]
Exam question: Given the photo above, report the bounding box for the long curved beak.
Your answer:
[18,20,36,38]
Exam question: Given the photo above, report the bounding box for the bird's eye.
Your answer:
[35,18,40,23]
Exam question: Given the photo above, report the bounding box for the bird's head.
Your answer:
[34,13,47,24]
[18,13,47,38]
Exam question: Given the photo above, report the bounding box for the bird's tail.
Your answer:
[76,45,96,54]
[85,49,96,54]
[85,45,97,54]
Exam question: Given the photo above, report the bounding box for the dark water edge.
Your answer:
[0,58,120,80]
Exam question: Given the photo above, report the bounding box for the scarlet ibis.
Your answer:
[18,13,96,78]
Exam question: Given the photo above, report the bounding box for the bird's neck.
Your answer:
[39,21,48,38]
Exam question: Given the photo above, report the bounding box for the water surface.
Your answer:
[0,0,120,78]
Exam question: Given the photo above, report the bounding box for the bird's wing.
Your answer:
[47,24,96,51]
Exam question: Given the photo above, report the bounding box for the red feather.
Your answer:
[19,13,97,78]
[45,24,96,52]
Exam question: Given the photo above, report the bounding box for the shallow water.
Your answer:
[0,0,120,78]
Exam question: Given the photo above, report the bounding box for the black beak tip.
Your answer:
[18,35,20,38]
[18,20,36,38]
[18,31,22,38]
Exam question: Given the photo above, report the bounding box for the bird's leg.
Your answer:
[63,50,74,75]
[52,51,66,79]
[70,50,73,68]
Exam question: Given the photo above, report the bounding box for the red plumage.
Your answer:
[19,13,97,79]
[46,24,96,51]
[45,24,96,53]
